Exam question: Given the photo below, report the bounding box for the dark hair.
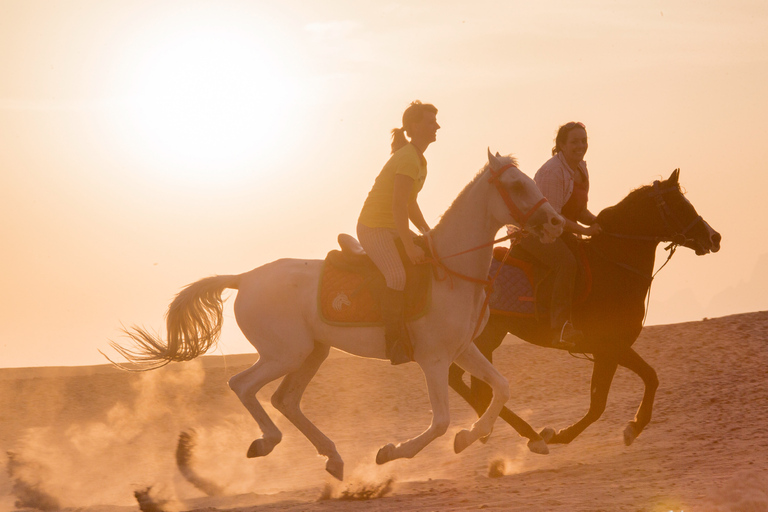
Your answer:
[552,121,586,156]
[391,100,438,153]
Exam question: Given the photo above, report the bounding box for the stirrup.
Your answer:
[552,322,581,350]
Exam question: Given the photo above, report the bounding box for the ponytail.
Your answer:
[390,127,408,154]
[391,100,438,153]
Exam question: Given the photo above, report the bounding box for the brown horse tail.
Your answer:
[104,274,241,371]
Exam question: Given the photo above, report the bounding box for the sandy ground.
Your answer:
[1,311,767,512]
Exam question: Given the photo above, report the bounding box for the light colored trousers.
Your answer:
[356,223,407,291]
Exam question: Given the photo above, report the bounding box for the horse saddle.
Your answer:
[488,239,591,319]
[318,234,432,326]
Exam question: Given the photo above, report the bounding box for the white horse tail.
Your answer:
[106,274,241,371]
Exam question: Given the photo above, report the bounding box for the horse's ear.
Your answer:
[669,168,680,184]
[495,151,502,158]
[487,148,500,169]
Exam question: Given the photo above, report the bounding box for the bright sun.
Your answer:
[121,23,299,183]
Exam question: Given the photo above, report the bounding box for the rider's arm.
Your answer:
[534,164,567,214]
[565,217,601,236]
[393,174,426,263]
[578,209,598,226]
[408,200,430,235]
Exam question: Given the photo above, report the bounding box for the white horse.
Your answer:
[109,151,564,480]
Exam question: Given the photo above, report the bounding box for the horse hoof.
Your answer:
[539,427,556,444]
[376,443,395,465]
[623,423,638,446]
[454,429,474,454]
[480,426,494,444]
[247,439,273,458]
[527,438,549,455]
[326,459,344,481]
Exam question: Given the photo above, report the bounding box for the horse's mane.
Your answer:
[596,178,682,229]
[434,155,519,232]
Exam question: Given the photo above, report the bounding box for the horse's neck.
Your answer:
[431,180,499,281]
[594,205,660,282]
[594,236,658,279]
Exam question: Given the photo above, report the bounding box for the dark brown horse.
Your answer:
[449,169,721,451]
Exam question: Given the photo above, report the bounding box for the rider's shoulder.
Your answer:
[391,143,425,170]
[534,154,568,179]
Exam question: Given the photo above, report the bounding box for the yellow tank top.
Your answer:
[358,143,427,229]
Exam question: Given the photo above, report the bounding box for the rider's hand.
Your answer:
[405,243,426,265]
[583,223,602,237]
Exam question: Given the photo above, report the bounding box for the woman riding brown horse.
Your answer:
[450,169,721,449]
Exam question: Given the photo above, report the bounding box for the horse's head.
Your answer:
[657,169,721,254]
[599,169,721,255]
[486,149,564,243]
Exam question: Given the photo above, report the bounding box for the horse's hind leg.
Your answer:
[617,348,659,446]
[228,357,297,458]
[270,342,345,480]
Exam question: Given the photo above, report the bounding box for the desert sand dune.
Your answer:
[1,311,767,511]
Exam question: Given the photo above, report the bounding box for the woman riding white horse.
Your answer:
[357,100,440,365]
[108,149,564,481]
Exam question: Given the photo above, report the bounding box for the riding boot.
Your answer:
[380,288,412,365]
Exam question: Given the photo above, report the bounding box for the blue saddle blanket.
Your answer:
[488,257,536,317]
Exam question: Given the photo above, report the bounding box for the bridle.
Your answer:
[649,179,704,245]
[487,163,549,227]
[426,162,550,339]
[604,178,704,247]
[427,163,550,273]
[596,178,705,324]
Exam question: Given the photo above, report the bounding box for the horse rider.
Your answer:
[518,121,602,347]
[356,101,440,364]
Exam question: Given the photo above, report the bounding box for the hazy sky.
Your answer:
[1,0,766,368]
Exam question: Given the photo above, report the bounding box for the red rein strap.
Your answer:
[469,229,528,340]
[426,229,529,341]
[487,164,549,226]
[425,163,549,342]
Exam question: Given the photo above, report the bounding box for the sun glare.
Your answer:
[121,25,300,183]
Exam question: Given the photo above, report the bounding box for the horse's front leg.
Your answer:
[617,348,659,445]
[452,343,511,453]
[448,363,546,450]
[376,359,451,465]
[467,315,507,411]
[448,315,505,419]
[544,353,618,444]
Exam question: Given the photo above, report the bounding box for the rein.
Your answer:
[603,178,704,248]
[593,179,700,326]
[570,235,680,362]
[424,162,548,341]
[428,230,529,341]
[425,162,547,278]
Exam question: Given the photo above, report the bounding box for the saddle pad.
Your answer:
[487,241,592,318]
[488,254,536,317]
[318,255,431,326]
